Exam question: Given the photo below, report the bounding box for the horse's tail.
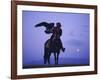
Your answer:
[44,39,50,64]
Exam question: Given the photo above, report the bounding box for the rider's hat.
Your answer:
[56,22,61,27]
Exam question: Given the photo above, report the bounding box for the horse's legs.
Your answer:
[57,51,60,64]
[48,52,51,64]
[44,47,48,64]
[44,49,51,65]
[53,53,57,65]
[44,52,47,64]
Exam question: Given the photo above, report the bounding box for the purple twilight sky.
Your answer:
[22,11,90,66]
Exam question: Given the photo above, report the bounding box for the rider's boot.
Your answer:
[62,47,65,52]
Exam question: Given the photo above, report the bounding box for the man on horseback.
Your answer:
[50,22,65,52]
[35,22,65,64]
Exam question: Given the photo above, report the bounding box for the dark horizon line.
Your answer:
[23,64,89,69]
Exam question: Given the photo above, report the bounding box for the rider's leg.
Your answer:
[59,39,65,52]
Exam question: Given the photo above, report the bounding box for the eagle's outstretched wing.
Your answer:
[35,22,54,34]
[35,22,49,28]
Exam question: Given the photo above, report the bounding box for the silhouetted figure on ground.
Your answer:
[35,22,65,65]
[44,22,65,65]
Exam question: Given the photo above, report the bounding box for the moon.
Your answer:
[76,48,80,52]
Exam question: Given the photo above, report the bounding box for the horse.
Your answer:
[44,38,62,65]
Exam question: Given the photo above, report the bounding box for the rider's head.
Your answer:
[56,22,61,28]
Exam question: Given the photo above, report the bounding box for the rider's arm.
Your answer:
[59,29,62,36]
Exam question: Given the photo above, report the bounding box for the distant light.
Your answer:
[76,48,80,52]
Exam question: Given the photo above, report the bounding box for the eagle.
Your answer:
[35,22,54,34]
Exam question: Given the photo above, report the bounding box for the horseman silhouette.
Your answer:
[35,22,65,65]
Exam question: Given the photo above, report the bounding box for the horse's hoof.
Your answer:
[55,63,58,65]
[48,62,50,65]
[44,63,46,64]
[44,61,46,64]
